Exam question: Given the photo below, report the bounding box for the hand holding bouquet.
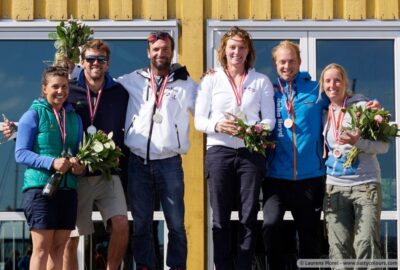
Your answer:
[76,131,123,180]
[48,17,93,65]
[342,105,399,167]
[225,112,275,156]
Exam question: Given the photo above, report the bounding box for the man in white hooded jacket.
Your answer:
[116,31,197,270]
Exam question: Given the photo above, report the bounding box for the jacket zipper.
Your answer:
[145,77,164,164]
[175,124,181,149]
[145,104,157,165]
[125,116,135,139]
[291,113,297,180]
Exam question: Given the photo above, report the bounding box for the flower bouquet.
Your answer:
[342,105,399,168]
[225,112,275,156]
[76,131,123,180]
[48,17,93,65]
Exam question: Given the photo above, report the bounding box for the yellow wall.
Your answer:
[2,0,400,269]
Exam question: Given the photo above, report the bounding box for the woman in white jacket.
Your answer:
[194,26,275,270]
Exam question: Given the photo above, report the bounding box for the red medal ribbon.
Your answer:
[150,70,169,109]
[86,84,103,126]
[52,107,66,146]
[225,70,247,106]
[327,96,348,144]
[277,80,294,115]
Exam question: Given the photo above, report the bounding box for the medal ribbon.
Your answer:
[150,70,169,109]
[277,79,294,115]
[52,107,66,146]
[328,96,348,144]
[86,84,103,126]
[225,70,247,106]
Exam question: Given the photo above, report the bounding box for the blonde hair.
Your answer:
[272,40,301,64]
[319,63,352,96]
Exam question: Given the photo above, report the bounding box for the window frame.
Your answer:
[0,19,179,270]
[207,19,400,269]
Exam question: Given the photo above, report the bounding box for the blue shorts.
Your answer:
[23,188,77,230]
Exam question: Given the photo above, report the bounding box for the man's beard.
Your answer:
[151,57,171,71]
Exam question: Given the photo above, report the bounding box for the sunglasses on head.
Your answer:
[84,55,108,64]
[147,32,171,43]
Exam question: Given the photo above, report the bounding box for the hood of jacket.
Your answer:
[136,63,190,82]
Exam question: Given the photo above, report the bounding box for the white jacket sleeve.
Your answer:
[194,75,218,134]
[186,79,198,115]
[260,76,276,130]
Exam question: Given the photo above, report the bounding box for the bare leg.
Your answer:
[30,230,54,270]
[63,237,79,270]
[107,215,129,270]
[47,230,71,270]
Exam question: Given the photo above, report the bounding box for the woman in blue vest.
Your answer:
[15,66,85,270]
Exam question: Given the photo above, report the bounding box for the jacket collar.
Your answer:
[136,63,190,82]
[76,69,118,90]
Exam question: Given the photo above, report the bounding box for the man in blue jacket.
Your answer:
[262,40,380,269]
[262,40,327,269]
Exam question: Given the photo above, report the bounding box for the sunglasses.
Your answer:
[84,55,108,64]
[148,32,172,43]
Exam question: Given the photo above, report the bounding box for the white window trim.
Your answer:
[207,19,400,269]
[0,19,179,62]
[0,19,179,270]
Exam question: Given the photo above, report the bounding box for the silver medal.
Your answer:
[153,112,163,124]
[284,118,293,128]
[333,148,342,159]
[87,125,97,135]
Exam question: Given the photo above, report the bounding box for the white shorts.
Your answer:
[70,174,127,237]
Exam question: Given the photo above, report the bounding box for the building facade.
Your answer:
[0,0,399,269]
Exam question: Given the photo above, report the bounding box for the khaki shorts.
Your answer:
[70,174,127,237]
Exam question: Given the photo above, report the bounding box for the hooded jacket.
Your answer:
[68,70,130,176]
[267,71,329,180]
[323,94,389,186]
[117,64,197,161]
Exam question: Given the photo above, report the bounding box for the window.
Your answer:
[0,20,178,270]
[207,20,400,269]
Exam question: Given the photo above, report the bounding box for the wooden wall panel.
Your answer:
[0,0,8,19]
[179,1,205,270]
[344,0,366,19]
[168,0,177,19]
[250,0,271,20]
[12,0,34,20]
[281,0,302,20]
[334,0,344,19]
[271,0,282,19]
[46,0,68,20]
[375,0,399,19]
[77,0,99,20]
[216,0,238,20]
[2,0,400,21]
[239,0,250,19]
[142,0,167,19]
[108,0,133,20]
[312,0,333,20]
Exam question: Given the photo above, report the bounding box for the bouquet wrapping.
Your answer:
[225,112,275,157]
[76,131,123,180]
[342,105,399,168]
